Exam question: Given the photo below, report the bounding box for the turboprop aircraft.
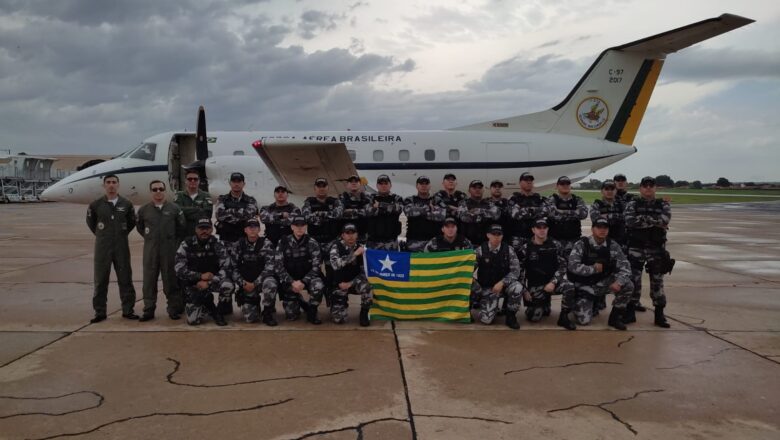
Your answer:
[42,14,753,206]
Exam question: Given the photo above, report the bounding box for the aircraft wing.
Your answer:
[252,139,357,196]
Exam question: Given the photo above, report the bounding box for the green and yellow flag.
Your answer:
[365,248,475,322]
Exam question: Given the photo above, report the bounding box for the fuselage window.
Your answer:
[373,150,384,161]
[399,150,410,161]
[233,150,244,156]
[424,149,435,161]
[348,150,357,161]
[449,149,460,161]
[129,143,156,161]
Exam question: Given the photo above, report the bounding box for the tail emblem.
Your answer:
[577,97,609,130]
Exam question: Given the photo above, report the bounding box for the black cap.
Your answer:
[416,175,430,184]
[488,224,503,235]
[291,215,307,226]
[342,223,357,233]
[443,217,457,225]
[347,174,361,182]
[196,218,213,228]
[613,173,627,181]
[274,185,288,193]
[640,176,656,186]
[520,172,534,181]
[601,179,616,189]
[557,176,571,185]
[490,180,503,188]
[443,173,456,180]
[377,174,391,183]
[532,217,548,227]
[245,218,260,227]
[314,177,328,186]
[469,179,483,188]
[230,172,245,182]
[592,217,610,228]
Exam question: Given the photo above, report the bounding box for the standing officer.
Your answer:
[215,172,259,244]
[522,218,576,330]
[340,174,371,242]
[136,180,187,321]
[545,176,588,255]
[260,185,297,247]
[458,180,501,247]
[614,173,640,205]
[424,217,473,252]
[86,174,138,323]
[174,218,233,326]
[589,179,627,315]
[174,169,213,238]
[275,215,325,325]
[402,176,445,252]
[230,218,278,326]
[328,223,372,326]
[434,173,467,221]
[367,174,403,250]
[624,176,673,328]
[302,177,344,249]
[567,218,633,330]
[488,180,512,241]
[471,224,523,329]
[509,172,548,239]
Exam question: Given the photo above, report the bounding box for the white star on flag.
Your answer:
[379,254,396,272]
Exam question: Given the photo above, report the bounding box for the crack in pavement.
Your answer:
[548,389,664,435]
[667,313,706,325]
[25,398,294,440]
[416,413,513,425]
[656,347,738,370]
[165,357,354,388]
[504,361,622,375]
[617,336,635,348]
[0,391,104,420]
[284,417,410,439]
[391,321,418,439]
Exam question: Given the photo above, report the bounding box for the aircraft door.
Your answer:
[485,142,529,189]
[168,134,197,192]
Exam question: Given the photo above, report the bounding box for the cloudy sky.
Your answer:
[1,0,778,182]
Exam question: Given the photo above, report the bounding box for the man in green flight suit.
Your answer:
[174,169,213,238]
[86,174,138,323]
[137,180,187,321]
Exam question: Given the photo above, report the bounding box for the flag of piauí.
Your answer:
[365,248,475,322]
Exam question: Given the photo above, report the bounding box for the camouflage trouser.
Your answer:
[330,275,373,322]
[628,246,667,307]
[573,277,634,325]
[404,240,428,253]
[237,277,278,323]
[470,280,523,324]
[184,278,234,325]
[278,277,325,319]
[524,281,575,322]
[367,240,399,251]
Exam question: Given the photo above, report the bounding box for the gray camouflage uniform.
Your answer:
[567,236,633,325]
[215,192,259,243]
[175,235,234,325]
[328,239,373,323]
[521,238,576,322]
[402,194,445,252]
[457,197,501,247]
[230,237,278,323]
[624,198,672,308]
[275,234,325,319]
[544,194,588,255]
[367,192,404,250]
[471,242,523,324]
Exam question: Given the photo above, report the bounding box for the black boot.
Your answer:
[557,309,576,330]
[624,301,637,324]
[359,308,370,327]
[305,303,322,325]
[217,300,233,316]
[261,307,278,327]
[635,301,647,312]
[212,312,227,326]
[608,308,627,331]
[654,306,670,328]
[505,312,520,330]
[90,314,106,324]
[542,294,551,317]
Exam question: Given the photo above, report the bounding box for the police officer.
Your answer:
[367,174,403,250]
[522,218,576,329]
[340,174,371,242]
[588,179,627,316]
[509,172,548,239]
[174,169,213,238]
[434,173,467,221]
[624,176,672,328]
[86,174,138,323]
[136,180,187,321]
[174,218,233,326]
[471,224,523,329]
[458,180,501,247]
[260,185,297,247]
[215,172,259,244]
[275,215,325,325]
[545,176,588,255]
[230,218,278,326]
[302,177,344,250]
[567,217,634,330]
[488,180,512,241]
[614,173,640,205]
[424,217,473,252]
[329,223,373,326]
[402,176,445,252]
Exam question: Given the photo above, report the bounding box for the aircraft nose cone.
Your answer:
[41,182,67,201]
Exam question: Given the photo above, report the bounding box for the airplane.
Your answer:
[42,14,753,207]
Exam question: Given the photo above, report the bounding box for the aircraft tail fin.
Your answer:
[450,13,754,145]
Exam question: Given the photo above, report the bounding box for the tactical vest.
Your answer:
[548,194,582,240]
[628,198,667,247]
[187,237,220,275]
[436,190,466,217]
[263,203,296,245]
[525,240,559,287]
[593,199,626,241]
[333,240,363,283]
[305,196,340,243]
[477,243,510,287]
[431,235,471,251]
[509,193,544,238]
[217,194,251,242]
[461,198,492,245]
[367,193,401,240]
[341,192,369,234]
[491,197,511,240]
[406,196,440,241]
[279,236,314,281]
[568,237,613,284]
[236,237,269,282]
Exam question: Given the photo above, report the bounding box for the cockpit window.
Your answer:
[118,142,157,160]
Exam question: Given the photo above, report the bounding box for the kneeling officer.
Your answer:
[231,218,278,326]
[328,223,373,326]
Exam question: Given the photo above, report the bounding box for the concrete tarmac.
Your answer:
[0,202,778,439]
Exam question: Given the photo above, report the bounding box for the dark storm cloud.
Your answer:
[298,9,346,39]
[662,47,780,82]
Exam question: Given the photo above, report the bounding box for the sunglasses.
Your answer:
[151,187,165,192]
[521,177,535,182]
[315,183,328,188]
[186,177,199,181]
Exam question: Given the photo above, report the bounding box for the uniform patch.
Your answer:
[97,222,105,230]
[577,97,609,130]
[144,227,150,235]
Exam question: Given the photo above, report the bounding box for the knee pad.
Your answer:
[525,306,544,322]
[331,292,349,307]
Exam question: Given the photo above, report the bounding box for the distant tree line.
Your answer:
[578,176,763,189]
